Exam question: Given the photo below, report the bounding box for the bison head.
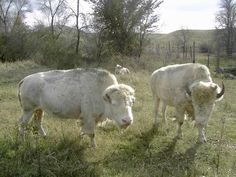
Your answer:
[186,81,224,125]
[103,84,135,128]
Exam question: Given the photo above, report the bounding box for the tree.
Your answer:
[70,0,91,55]
[36,0,75,67]
[0,0,31,34]
[174,27,191,60]
[12,0,31,31]
[137,0,163,58]
[0,0,14,34]
[90,0,163,56]
[0,0,31,62]
[216,0,236,57]
[74,0,80,54]
[38,0,70,40]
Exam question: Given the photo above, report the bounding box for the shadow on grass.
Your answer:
[102,127,202,177]
[1,127,201,177]
[0,134,102,177]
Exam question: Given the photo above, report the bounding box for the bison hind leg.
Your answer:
[152,96,161,127]
[33,109,46,137]
[161,102,169,133]
[19,110,34,138]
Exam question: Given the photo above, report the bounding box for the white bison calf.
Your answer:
[150,63,224,143]
[115,64,130,75]
[18,68,135,147]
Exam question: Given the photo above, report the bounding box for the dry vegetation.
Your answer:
[0,58,236,177]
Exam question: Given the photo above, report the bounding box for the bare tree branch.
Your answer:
[38,0,69,39]
[0,0,14,33]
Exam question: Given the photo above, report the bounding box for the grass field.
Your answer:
[0,59,236,177]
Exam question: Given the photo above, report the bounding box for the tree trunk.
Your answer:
[192,41,195,63]
[75,0,80,54]
[216,48,220,72]
[51,17,54,39]
[138,31,145,58]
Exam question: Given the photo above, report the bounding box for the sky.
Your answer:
[25,0,220,34]
[159,0,219,33]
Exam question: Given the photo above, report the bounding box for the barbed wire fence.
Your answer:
[145,41,217,67]
[145,40,236,78]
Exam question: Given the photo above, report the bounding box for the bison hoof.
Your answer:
[90,142,97,148]
[176,133,183,139]
[197,138,207,144]
[152,123,159,129]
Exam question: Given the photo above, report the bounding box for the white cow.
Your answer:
[115,64,130,75]
[150,63,225,143]
[18,68,135,147]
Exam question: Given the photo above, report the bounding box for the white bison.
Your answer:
[18,68,135,147]
[150,63,224,143]
[115,64,130,75]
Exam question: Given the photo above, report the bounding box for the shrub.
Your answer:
[199,42,211,53]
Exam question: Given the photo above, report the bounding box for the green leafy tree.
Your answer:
[90,0,163,57]
[0,0,31,62]
[137,0,163,57]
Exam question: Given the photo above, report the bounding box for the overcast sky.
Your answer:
[25,0,220,34]
[159,0,219,33]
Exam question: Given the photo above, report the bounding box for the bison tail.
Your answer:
[18,80,24,107]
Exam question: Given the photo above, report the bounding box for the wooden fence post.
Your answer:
[192,41,195,63]
[190,46,192,61]
[207,51,210,68]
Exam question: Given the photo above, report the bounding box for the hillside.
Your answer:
[144,29,216,57]
[148,29,215,46]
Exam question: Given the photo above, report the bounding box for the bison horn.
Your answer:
[216,81,225,99]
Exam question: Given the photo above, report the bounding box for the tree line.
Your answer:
[0,0,163,68]
[216,0,236,59]
[1,0,236,68]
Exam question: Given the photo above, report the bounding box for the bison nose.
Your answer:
[122,118,132,125]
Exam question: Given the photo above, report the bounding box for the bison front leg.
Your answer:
[196,123,207,143]
[175,110,185,139]
[88,134,96,147]
[80,118,97,147]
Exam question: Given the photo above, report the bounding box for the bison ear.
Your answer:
[103,93,111,103]
[210,83,217,91]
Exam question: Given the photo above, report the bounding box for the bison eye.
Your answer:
[127,96,135,106]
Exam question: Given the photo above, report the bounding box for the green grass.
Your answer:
[0,60,236,177]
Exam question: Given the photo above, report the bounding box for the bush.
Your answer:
[199,42,211,53]
[36,39,81,69]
